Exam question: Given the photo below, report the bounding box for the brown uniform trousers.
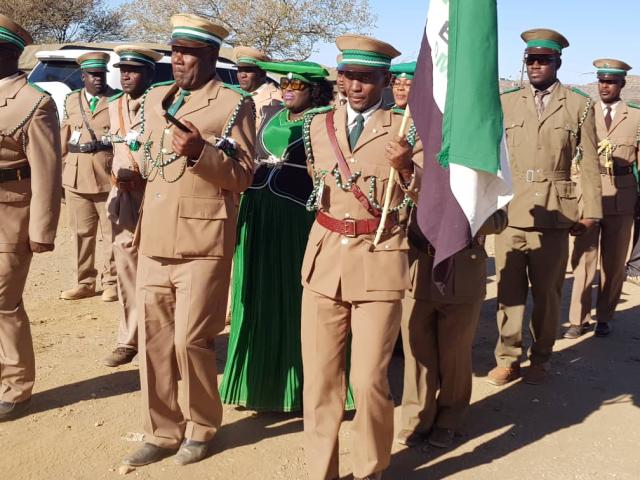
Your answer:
[0,74,61,402]
[497,83,602,367]
[107,94,145,348]
[570,102,640,325]
[399,210,506,434]
[301,104,423,479]
[136,79,255,448]
[61,88,116,289]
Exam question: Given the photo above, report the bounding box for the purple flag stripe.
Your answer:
[409,31,472,283]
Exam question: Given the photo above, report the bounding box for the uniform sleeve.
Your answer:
[60,95,72,161]
[190,96,256,193]
[27,95,62,245]
[578,100,603,219]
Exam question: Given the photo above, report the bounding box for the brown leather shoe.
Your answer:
[354,473,382,480]
[487,365,521,386]
[103,347,137,367]
[396,429,427,447]
[523,363,548,385]
[101,286,118,302]
[60,284,95,300]
[428,427,455,449]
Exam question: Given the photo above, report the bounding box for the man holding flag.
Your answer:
[489,29,602,386]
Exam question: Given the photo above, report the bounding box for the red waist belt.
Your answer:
[316,211,398,238]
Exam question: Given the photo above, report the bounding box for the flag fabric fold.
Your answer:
[410,0,512,283]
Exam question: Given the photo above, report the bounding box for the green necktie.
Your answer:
[349,114,365,151]
[89,96,99,113]
[167,89,190,117]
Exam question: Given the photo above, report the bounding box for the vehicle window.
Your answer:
[153,63,174,84]
[29,61,83,90]
[216,67,238,85]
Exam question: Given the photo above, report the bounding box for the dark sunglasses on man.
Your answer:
[280,77,307,91]
[525,55,556,66]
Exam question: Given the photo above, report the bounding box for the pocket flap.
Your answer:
[178,197,227,220]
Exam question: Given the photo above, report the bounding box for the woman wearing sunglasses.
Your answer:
[220,61,349,412]
[390,61,416,110]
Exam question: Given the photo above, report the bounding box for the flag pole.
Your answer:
[373,106,412,247]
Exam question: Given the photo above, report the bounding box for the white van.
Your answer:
[28,43,240,117]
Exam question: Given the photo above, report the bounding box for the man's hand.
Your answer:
[570,218,598,236]
[385,135,414,183]
[30,241,54,253]
[172,120,205,160]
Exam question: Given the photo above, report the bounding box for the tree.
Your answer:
[0,0,126,43]
[122,0,377,60]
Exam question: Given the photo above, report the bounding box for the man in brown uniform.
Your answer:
[489,29,602,386]
[0,15,62,420]
[233,46,281,126]
[122,14,255,467]
[301,35,423,480]
[567,59,640,339]
[102,46,163,367]
[60,52,118,302]
[397,211,507,449]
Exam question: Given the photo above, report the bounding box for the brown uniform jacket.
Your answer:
[253,81,282,127]
[0,73,62,251]
[106,93,145,229]
[61,88,116,194]
[502,83,602,228]
[136,79,255,260]
[593,102,640,216]
[301,104,423,302]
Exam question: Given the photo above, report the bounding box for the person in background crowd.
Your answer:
[334,54,347,106]
[390,61,416,110]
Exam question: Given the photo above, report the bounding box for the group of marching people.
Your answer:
[0,9,638,480]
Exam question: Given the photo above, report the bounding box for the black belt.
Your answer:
[600,165,634,176]
[68,142,112,154]
[408,229,435,256]
[0,165,31,183]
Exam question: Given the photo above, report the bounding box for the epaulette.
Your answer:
[304,105,334,117]
[500,86,523,95]
[27,82,51,96]
[627,101,640,109]
[150,80,175,88]
[108,91,124,103]
[223,83,252,97]
[571,87,590,98]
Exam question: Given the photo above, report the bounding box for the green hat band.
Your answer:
[526,39,562,52]
[0,27,25,51]
[341,49,391,68]
[237,56,258,65]
[255,60,329,83]
[172,26,221,47]
[395,73,414,79]
[597,68,627,76]
[81,59,108,70]
[118,51,156,67]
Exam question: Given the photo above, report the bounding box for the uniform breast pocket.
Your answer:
[175,197,228,257]
[62,156,79,189]
[505,120,524,147]
[363,233,411,292]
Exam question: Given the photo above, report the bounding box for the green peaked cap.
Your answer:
[254,60,329,83]
[390,61,417,79]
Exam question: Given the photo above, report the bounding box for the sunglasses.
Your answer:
[525,55,556,66]
[280,78,308,91]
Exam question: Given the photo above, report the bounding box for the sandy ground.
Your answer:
[1,207,640,480]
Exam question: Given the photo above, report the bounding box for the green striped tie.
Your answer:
[167,89,190,117]
[349,114,365,151]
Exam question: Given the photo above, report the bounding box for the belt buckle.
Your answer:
[343,218,357,238]
[16,169,22,181]
[526,169,534,183]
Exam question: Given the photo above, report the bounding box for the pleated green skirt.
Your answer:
[220,188,354,412]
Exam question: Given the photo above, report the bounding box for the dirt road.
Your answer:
[1,209,639,479]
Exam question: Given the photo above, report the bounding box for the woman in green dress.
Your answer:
[220,61,338,411]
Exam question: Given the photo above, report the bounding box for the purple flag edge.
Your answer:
[409,30,472,284]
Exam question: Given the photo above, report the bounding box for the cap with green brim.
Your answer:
[255,60,329,83]
[114,45,163,68]
[521,28,569,55]
[77,52,110,72]
[593,58,632,78]
[0,14,33,52]
[170,14,229,49]
[390,61,417,79]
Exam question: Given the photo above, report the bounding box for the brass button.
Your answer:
[341,238,349,246]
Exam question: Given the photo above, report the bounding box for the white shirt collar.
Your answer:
[0,72,20,88]
[601,100,622,119]
[346,99,382,130]
[84,89,97,102]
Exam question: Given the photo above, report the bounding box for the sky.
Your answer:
[108,0,639,85]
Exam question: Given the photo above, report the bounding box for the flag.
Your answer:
[410,0,512,283]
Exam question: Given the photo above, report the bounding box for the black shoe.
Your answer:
[0,399,31,421]
[563,324,590,339]
[594,322,611,337]
[173,440,209,465]
[122,443,176,467]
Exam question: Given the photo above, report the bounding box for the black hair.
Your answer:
[310,79,334,108]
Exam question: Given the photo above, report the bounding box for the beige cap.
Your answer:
[521,28,569,54]
[77,51,110,72]
[336,34,400,71]
[114,45,163,68]
[593,58,632,78]
[170,14,229,48]
[233,46,270,66]
[0,14,33,51]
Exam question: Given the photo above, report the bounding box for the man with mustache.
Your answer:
[102,46,162,367]
[121,14,255,467]
[60,52,118,303]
